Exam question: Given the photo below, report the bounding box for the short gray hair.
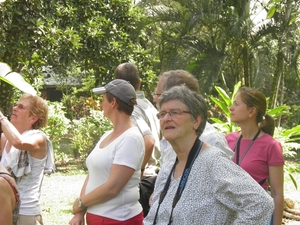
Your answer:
[158,85,207,136]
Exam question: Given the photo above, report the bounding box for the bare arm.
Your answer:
[0,178,14,225]
[73,164,135,214]
[0,117,23,147]
[0,134,5,156]
[142,134,155,171]
[130,116,152,172]
[269,165,284,225]
[72,175,89,213]
[69,211,86,225]
[79,174,89,198]
[0,117,47,159]
[70,175,89,224]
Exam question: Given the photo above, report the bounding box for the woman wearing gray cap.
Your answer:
[69,79,145,225]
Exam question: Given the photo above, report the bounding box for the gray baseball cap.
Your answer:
[93,79,136,106]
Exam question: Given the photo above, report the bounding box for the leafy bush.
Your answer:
[280,104,300,128]
[43,101,70,162]
[70,110,112,163]
[274,126,300,189]
[61,94,97,120]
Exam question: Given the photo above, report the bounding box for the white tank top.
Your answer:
[17,155,47,215]
[1,131,49,216]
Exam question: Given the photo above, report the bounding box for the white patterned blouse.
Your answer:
[144,145,274,225]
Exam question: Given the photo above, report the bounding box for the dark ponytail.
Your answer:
[239,87,275,137]
[259,114,275,137]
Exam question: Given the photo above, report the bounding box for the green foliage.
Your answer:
[275,126,300,158]
[61,95,100,120]
[42,95,109,166]
[43,101,70,162]
[210,81,241,134]
[70,110,112,163]
[275,126,300,190]
[139,0,300,109]
[0,0,158,112]
[281,105,300,128]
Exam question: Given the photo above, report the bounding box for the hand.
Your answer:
[72,198,87,214]
[149,192,154,206]
[69,211,85,225]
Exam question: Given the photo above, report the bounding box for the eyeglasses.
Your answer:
[152,92,162,98]
[14,104,28,111]
[14,103,33,115]
[156,109,192,119]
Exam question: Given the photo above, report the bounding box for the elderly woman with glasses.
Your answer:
[0,93,54,225]
[143,85,274,225]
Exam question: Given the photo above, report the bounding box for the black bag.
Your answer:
[139,175,157,217]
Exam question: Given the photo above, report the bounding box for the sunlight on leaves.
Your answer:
[0,62,37,95]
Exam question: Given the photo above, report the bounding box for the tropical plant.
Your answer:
[138,0,300,109]
[0,63,36,95]
[0,62,37,115]
[210,81,242,134]
[275,125,300,189]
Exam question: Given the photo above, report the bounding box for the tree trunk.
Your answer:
[270,48,284,108]
[269,0,293,108]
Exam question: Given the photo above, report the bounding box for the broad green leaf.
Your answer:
[289,174,298,190]
[289,17,297,25]
[0,62,11,75]
[0,62,37,95]
[0,76,15,86]
[231,81,241,102]
[211,97,230,117]
[267,6,276,19]
[267,105,289,117]
[282,125,300,137]
[214,86,231,106]
[210,117,225,124]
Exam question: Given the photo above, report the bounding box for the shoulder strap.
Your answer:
[0,172,13,177]
[258,178,267,186]
[153,138,203,225]
[0,174,19,204]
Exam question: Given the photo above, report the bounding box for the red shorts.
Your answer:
[86,211,143,225]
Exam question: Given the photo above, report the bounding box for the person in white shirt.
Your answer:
[115,62,160,176]
[115,63,160,216]
[69,79,145,225]
[0,94,54,225]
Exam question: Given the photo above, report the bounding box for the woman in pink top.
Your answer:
[225,87,284,225]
